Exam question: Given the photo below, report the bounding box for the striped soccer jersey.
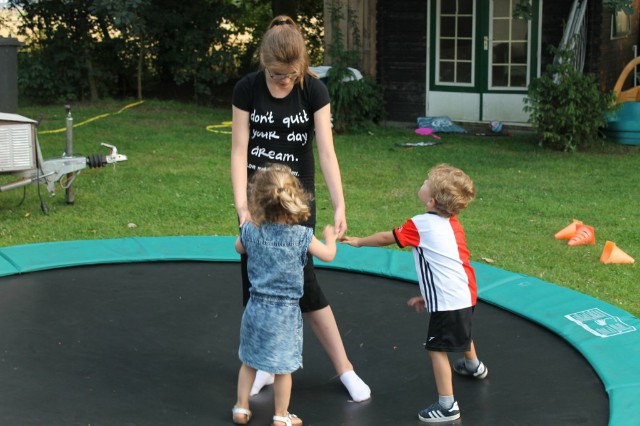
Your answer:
[393,212,477,312]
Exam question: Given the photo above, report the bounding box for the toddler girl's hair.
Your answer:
[248,163,312,226]
[259,15,317,86]
[428,164,476,217]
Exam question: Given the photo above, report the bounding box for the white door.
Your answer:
[427,0,540,123]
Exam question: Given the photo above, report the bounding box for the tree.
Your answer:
[8,0,323,103]
[10,0,112,102]
[272,0,298,17]
[89,0,151,101]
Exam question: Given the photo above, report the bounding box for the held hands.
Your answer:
[407,296,426,313]
[309,225,339,263]
[323,224,339,244]
[333,208,347,238]
[340,235,362,247]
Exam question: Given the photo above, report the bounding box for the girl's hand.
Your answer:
[407,296,426,313]
[323,225,339,244]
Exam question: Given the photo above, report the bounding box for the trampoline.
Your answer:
[0,236,638,426]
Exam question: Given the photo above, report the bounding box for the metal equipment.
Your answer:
[0,106,127,212]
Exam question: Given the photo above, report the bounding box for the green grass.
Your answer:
[2,99,639,318]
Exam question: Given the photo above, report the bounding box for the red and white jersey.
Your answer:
[393,212,477,312]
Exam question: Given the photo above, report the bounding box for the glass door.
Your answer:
[436,0,475,87]
[488,0,531,90]
[428,0,540,123]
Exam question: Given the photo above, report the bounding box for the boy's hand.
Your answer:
[407,296,426,313]
[340,235,361,247]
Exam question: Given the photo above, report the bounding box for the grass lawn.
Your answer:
[1,99,639,318]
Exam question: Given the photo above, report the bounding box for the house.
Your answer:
[323,0,640,125]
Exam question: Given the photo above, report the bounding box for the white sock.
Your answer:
[439,394,455,410]
[250,370,274,396]
[465,357,480,371]
[339,370,371,402]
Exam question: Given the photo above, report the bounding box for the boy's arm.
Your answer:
[341,231,395,248]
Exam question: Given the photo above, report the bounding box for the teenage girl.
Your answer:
[230,15,370,402]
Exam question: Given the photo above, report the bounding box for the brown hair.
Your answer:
[259,15,317,87]
[428,164,476,217]
[248,163,312,226]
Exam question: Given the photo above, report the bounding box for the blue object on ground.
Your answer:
[417,116,467,133]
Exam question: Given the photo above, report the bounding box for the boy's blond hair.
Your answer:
[428,164,475,218]
[248,163,312,226]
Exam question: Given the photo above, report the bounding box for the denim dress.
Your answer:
[238,222,313,374]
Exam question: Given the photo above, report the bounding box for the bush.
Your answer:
[524,46,617,151]
[326,70,383,133]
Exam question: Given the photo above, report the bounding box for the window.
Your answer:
[611,10,630,39]
[437,0,475,85]
[490,0,530,88]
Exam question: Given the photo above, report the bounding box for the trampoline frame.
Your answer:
[1,235,638,426]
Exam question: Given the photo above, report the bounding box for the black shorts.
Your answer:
[424,307,474,352]
[241,253,329,313]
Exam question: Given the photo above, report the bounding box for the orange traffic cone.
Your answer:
[600,241,635,264]
[568,224,595,246]
[555,219,583,239]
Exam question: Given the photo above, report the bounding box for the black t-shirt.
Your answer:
[232,71,331,199]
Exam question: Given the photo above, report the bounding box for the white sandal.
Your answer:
[272,412,302,426]
[232,406,252,424]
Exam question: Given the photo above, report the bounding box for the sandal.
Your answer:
[272,412,303,426]
[232,406,252,424]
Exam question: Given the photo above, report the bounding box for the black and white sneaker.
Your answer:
[418,401,461,423]
[452,358,488,379]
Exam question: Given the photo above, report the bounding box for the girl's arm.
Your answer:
[235,236,245,254]
[341,231,396,248]
[231,106,252,225]
[308,225,338,262]
[314,104,347,237]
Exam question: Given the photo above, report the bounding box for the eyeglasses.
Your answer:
[267,69,299,81]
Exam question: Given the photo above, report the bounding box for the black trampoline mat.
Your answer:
[0,262,608,425]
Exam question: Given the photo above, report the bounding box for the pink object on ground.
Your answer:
[415,127,442,139]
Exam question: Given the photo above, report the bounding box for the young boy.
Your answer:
[341,163,487,423]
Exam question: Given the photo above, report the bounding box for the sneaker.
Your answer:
[418,401,461,423]
[452,358,488,379]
